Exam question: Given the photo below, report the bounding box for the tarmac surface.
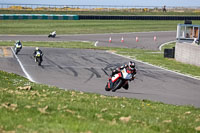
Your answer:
[0,31,176,50]
[1,31,200,107]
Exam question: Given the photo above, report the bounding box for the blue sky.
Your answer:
[0,0,200,7]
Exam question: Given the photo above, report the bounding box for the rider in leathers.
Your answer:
[49,31,56,37]
[33,47,43,62]
[109,61,137,91]
[15,40,22,49]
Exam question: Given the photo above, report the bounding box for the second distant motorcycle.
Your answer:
[48,31,56,38]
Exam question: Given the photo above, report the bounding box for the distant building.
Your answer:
[176,22,200,43]
[175,21,200,67]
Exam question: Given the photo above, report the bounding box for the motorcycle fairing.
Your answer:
[121,68,132,80]
[111,72,122,82]
[36,51,41,57]
[16,44,22,48]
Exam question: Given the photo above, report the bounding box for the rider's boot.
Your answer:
[122,82,129,90]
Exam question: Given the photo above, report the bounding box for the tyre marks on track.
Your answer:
[84,67,101,83]
[45,56,78,77]
[44,56,71,75]
[95,57,110,64]
[44,56,103,79]
[39,51,135,83]
[66,67,78,77]
[81,56,94,63]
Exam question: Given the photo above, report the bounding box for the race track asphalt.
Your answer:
[1,31,200,107]
[0,31,176,50]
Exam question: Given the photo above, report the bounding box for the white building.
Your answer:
[176,23,200,43]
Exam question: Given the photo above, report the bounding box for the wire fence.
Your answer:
[1,3,200,12]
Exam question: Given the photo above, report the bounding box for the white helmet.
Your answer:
[36,47,39,50]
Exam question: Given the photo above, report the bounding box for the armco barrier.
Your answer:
[0,14,79,20]
[79,15,200,20]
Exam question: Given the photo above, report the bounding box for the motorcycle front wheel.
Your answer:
[37,57,42,66]
[112,79,123,92]
[15,49,19,55]
[105,83,111,91]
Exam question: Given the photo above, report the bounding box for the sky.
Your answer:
[0,0,200,7]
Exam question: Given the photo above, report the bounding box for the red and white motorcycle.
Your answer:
[105,67,135,92]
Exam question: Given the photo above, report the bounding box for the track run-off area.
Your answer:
[1,31,200,107]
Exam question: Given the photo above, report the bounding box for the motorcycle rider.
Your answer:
[51,31,56,36]
[15,40,22,49]
[109,61,137,91]
[49,31,56,37]
[33,47,43,62]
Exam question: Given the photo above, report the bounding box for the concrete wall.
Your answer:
[175,42,200,67]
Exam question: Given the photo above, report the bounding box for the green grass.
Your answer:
[2,20,200,35]
[0,70,200,133]
[0,41,97,49]
[1,9,200,16]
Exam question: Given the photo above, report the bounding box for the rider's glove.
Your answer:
[131,75,136,80]
[112,69,119,76]
[120,66,124,69]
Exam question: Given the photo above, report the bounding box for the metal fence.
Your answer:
[1,3,200,12]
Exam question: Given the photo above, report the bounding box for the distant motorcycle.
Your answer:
[14,43,22,55]
[105,68,135,92]
[48,31,56,38]
[34,51,43,66]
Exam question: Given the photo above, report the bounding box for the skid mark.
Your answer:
[84,73,94,83]
[86,67,101,78]
[84,67,101,83]
[66,67,78,77]
[81,56,93,63]
[45,57,70,75]
[101,68,109,76]
[95,57,110,64]
[44,57,79,77]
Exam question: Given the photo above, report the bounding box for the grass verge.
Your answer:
[1,68,200,133]
[0,41,200,132]
[0,41,97,49]
[1,20,200,35]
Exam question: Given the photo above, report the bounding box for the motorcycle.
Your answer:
[105,68,135,92]
[34,51,43,66]
[14,43,22,55]
[48,31,56,38]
